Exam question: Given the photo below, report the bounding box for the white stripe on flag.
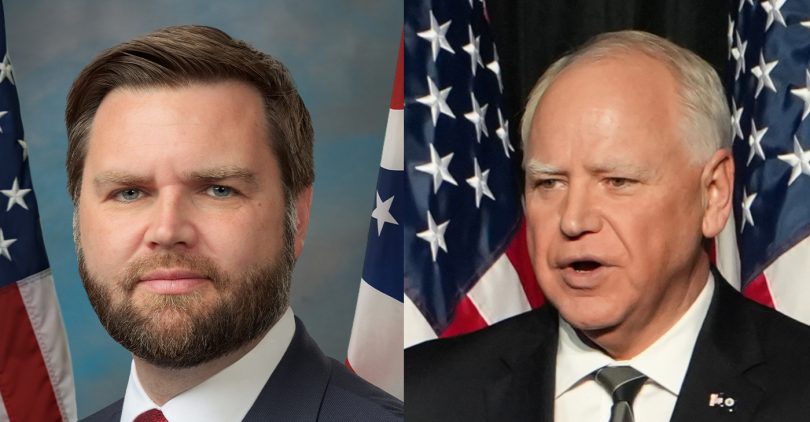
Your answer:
[380,109,403,171]
[347,279,404,400]
[763,235,810,326]
[466,254,531,325]
[404,294,437,348]
[17,270,77,422]
[0,392,8,422]
[715,211,741,290]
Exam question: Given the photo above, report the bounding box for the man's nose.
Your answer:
[144,192,197,251]
[559,184,601,238]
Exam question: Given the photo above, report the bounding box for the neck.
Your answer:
[133,334,264,406]
[583,257,711,360]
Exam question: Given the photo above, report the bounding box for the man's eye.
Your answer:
[115,189,141,202]
[607,178,633,188]
[536,179,561,189]
[207,185,234,198]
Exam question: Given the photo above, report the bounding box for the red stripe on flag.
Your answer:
[440,296,488,338]
[742,273,775,308]
[505,219,544,308]
[390,31,404,110]
[0,283,62,422]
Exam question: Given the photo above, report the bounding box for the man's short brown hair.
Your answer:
[65,25,314,204]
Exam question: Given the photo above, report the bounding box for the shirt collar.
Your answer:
[555,273,715,398]
[121,307,295,422]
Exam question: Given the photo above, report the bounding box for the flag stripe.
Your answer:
[18,271,76,420]
[742,273,775,308]
[466,254,530,324]
[381,109,404,172]
[0,283,62,422]
[346,279,404,400]
[390,34,404,111]
[440,296,489,338]
[0,393,8,421]
[505,219,544,308]
[403,295,436,348]
[759,234,810,321]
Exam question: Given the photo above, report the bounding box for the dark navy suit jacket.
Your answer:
[82,318,403,421]
[406,269,810,421]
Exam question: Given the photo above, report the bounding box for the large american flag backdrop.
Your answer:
[717,0,810,326]
[403,0,541,348]
[0,3,76,421]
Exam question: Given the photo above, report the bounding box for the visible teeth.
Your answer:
[571,261,600,271]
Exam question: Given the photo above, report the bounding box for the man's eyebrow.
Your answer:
[525,159,564,177]
[93,171,150,187]
[587,162,656,179]
[186,166,259,187]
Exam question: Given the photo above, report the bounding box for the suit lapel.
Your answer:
[242,317,331,422]
[670,270,765,422]
[484,307,558,422]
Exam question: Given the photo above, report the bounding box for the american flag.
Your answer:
[403,0,541,347]
[0,3,76,421]
[717,0,810,325]
[346,35,404,400]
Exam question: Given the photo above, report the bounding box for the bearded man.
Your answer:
[67,25,402,422]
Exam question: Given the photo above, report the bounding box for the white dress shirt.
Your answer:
[554,274,715,422]
[120,307,295,422]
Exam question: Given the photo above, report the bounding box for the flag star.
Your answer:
[416,76,455,126]
[464,93,489,142]
[415,143,458,193]
[0,229,17,261]
[750,53,778,98]
[462,25,484,76]
[790,70,810,120]
[731,98,745,142]
[738,0,754,11]
[417,211,450,262]
[802,20,810,29]
[0,110,7,133]
[487,47,503,92]
[740,190,757,234]
[1,178,31,211]
[777,136,810,186]
[0,53,15,85]
[747,119,768,165]
[17,139,27,161]
[466,158,495,208]
[731,32,747,80]
[417,11,454,61]
[495,108,514,157]
[727,17,735,58]
[371,192,398,236]
[762,0,787,31]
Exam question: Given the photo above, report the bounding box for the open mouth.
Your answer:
[569,260,602,272]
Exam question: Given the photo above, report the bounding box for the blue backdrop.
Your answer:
[4,1,400,417]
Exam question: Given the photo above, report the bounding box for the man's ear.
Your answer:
[293,186,313,258]
[701,149,735,238]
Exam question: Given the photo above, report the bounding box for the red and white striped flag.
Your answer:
[0,3,76,421]
[346,34,404,400]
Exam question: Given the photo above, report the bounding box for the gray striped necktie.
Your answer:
[594,366,648,422]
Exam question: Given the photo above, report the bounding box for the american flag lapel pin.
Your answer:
[709,393,736,413]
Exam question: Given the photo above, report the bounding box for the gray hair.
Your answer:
[520,30,730,164]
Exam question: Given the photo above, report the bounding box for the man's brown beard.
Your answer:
[78,238,295,369]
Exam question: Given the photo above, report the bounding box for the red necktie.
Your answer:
[133,409,168,422]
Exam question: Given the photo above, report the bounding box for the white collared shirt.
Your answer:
[120,307,295,422]
[554,274,715,422]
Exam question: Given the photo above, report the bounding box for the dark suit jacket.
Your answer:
[406,270,810,421]
[83,318,403,422]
